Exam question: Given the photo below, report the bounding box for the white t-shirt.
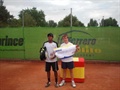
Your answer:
[60,42,74,62]
[44,41,58,62]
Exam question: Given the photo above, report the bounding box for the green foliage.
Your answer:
[0,5,119,27]
[100,17,118,27]
[19,7,46,27]
[0,6,13,27]
[58,14,84,27]
[23,13,37,27]
[88,19,98,27]
[47,20,57,27]
[8,18,21,27]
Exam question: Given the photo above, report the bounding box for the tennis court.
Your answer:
[0,61,120,90]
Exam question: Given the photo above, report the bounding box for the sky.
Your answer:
[3,0,120,26]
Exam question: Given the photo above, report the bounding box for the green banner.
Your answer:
[0,27,120,61]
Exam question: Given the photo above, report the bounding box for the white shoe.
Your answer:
[55,82,59,88]
[71,80,76,88]
[45,82,51,87]
[59,80,65,87]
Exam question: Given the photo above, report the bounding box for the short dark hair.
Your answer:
[47,33,53,37]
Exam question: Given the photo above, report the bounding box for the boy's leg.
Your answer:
[47,71,51,82]
[69,69,74,80]
[68,61,74,80]
[54,71,58,82]
[70,69,76,88]
[52,62,59,87]
[59,69,66,87]
[59,62,67,87]
[54,71,59,87]
[61,62,67,80]
[52,62,59,82]
[63,69,66,80]
[45,62,51,87]
[68,62,76,88]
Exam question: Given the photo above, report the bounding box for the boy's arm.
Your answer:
[50,42,58,60]
[75,45,80,52]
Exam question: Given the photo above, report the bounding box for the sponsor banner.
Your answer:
[0,28,119,61]
[58,30,102,59]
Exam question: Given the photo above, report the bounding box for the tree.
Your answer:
[58,20,63,27]
[100,17,118,27]
[100,18,104,27]
[58,14,84,27]
[19,7,46,27]
[0,0,4,6]
[23,12,36,27]
[79,21,84,27]
[48,20,57,27]
[88,19,98,27]
[8,18,20,27]
[0,6,13,27]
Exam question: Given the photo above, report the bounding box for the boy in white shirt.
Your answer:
[59,34,79,88]
[43,33,59,88]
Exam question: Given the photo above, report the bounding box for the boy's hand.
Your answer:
[50,52,56,60]
[76,45,80,52]
[50,55,56,60]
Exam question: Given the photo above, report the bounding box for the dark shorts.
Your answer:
[45,61,59,72]
[62,61,74,69]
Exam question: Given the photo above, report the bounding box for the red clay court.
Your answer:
[0,61,120,90]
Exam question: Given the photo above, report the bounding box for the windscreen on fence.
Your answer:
[0,27,120,61]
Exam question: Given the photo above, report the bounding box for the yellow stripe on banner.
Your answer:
[60,67,85,79]
[73,67,85,78]
[73,57,79,62]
